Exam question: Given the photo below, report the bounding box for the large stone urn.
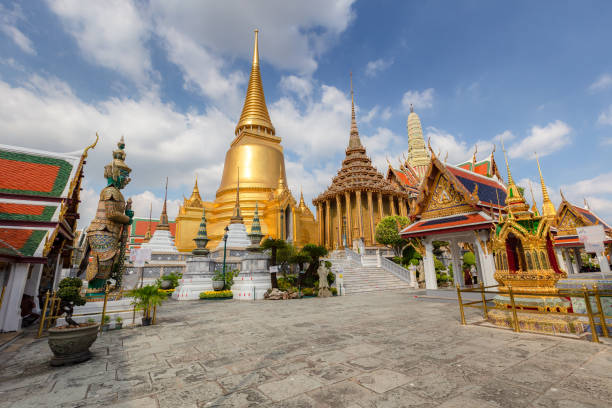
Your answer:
[48,324,100,366]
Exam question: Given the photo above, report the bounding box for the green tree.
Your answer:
[462,251,476,270]
[301,243,329,280]
[375,215,411,256]
[57,277,87,326]
[261,238,287,288]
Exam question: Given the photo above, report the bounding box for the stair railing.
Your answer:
[378,255,413,284]
[344,248,363,265]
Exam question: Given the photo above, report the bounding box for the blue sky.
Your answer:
[1,0,612,226]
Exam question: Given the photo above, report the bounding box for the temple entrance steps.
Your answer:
[325,251,417,294]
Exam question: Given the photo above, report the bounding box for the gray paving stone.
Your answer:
[258,373,323,401]
[200,388,269,407]
[156,382,224,408]
[356,369,410,394]
[358,386,435,408]
[308,380,376,407]
[218,368,277,392]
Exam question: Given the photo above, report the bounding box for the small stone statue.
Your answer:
[79,137,133,292]
[317,261,332,298]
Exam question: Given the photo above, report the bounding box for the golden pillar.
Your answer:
[325,200,331,248]
[335,195,343,248]
[377,192,383,221]
[344,191,352,246]
[367,191,375,245]
[317,205,324,245]
[391,195,397,216]
[399,199,406,217]
[356,190,364,238]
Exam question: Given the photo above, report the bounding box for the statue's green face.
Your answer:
[106,169,131,189]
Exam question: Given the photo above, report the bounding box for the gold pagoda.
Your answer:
[175,30,316,252]
[313,78,411,249]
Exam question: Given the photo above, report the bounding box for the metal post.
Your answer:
[222,226,229,288]
[47,292,58,328]
[100,285,109,333]
[456,283,466,325]
[592,285,609,338]
[583,285,600,343]
[508,285,520,332]
[480,282,488,319]
[0,285,5,311]
[37,290,50,338]
[132,304,136,326]
[152,304,157,325]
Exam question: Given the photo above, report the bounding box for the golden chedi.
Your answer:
[175,30,316,251]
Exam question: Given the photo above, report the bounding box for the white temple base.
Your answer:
[142,230,178,253]
[232,271,271,300]
[55,298,136,326]
[173,255,215,301]
[215,223,251,251]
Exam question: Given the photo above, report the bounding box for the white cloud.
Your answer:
[130,190,182,221]
[0,74,234,209]
[508,120,571,159]
[280,75,313,101]
[493,130,515,143]
[425,127,493,164]
[0,4,35,55]
[271,84,351,163]
[46,0,152,82]
[598,105,612,125]
[362,105,392,124]
[157,25,245,113]
[589,74,612,92]
[365,58,393,77]
[150,0,355,76]
[361,127,403,171]
[401,88,434,111]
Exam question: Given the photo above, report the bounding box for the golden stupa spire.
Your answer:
[299,187,307,209]
[528,180,540,216]
[235,29,275,137]
[348,72,363,149]
[501,139,529,213]
[231,167,243,224]
[144,202,152,242]
[158,177,170,231]
[535,153,556,218]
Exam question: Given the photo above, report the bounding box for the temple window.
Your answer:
[526,252,533,270]
[533,251,541,269]
[540,251,549,269]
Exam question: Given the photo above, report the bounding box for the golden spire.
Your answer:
[230,167,243,224]
[501,139,529,212]
[299,187,307,209]
[277,163,287,191]
[144,202,152,242]
[535,153,556,218]
[158,177,170,231]
[235,29,275,137]
[528,180,540,216]
[348,72,363,149]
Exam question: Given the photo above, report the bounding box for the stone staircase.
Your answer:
[326,251,416,294]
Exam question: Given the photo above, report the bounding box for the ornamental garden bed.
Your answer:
[199,290,233,300]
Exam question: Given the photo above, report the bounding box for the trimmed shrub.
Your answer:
[199,290,233,299]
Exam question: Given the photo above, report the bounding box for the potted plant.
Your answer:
[211,270,225,291]
[115,316,123,329]
[47,277,99,366]
[128,284,165,326]
[101,314,111,331]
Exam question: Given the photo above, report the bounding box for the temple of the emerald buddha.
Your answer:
[313,81,411,250]
[174,31,316,252]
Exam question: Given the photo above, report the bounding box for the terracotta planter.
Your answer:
[212,280,225,291]
[48,324,99,367]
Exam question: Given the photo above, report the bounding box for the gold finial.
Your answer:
[231,167,243,223]
[535,152,556,218]
[500,137,514,185]
[472,144,478,165]
[444,151,448,164]
[235,29,275,136]
[584,197,591,210]
[560,188,567,202]
[157,177,170,231]
[348,72,362,149]
[83,132,99,158]
[528,180,539,215]
[144,202,152,242]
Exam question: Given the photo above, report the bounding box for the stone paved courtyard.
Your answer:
[1,291,611,407]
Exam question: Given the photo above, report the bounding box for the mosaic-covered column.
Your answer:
[325,200,331,248]
[377,192,383,220]
[344,191,352,247]
[356,190,364,239]
[390,195,397,216]
[367,191,375,245]
[335,195,343,248]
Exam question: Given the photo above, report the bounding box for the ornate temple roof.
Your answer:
[553,196,612,247]
[456,147,503,180]
[184,177,203,208]
[235,30,275,137]
[313,81,408,204]
[0,139,94,261]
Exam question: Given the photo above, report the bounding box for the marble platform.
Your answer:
[172,256,215,300]
[232,252,271,301]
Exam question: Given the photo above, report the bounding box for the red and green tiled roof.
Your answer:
[401,212,494,238]
[0,228,48,257]
[129,218,176,238]
[0,203,58,222]
[0,147,80,198]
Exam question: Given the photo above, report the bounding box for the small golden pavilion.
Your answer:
[174,31,316,251]
[313,81,410,249]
